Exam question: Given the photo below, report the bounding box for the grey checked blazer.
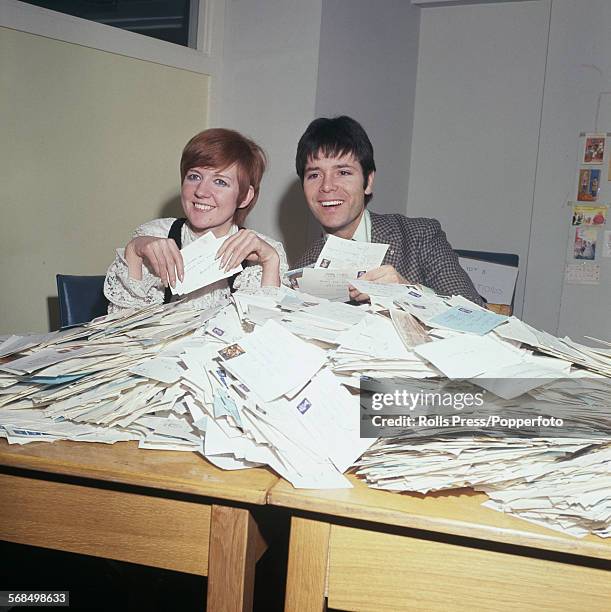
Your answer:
[295,211,484,305]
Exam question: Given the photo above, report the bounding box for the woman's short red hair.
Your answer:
[180,128,267,225]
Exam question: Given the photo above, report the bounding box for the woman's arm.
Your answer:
[104,218,178,312]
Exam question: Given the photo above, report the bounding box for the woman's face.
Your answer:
[180,163,253,236]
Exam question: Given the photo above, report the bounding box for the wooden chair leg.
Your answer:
[284,516,330,612]
[207,505,267,612]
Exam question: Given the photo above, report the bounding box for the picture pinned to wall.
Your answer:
[565,262,600,285]
[573,227,598,260]
[577,168,601,201]
[603,231,611,258]
[571,203,607,226]
[583,133,605,164]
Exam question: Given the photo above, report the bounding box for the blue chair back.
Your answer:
[56,274,109,328]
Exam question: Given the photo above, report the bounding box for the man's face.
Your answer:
[303,152,374,239]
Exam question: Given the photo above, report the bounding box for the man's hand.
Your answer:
[125,236,184,288]
[348,264,408,302]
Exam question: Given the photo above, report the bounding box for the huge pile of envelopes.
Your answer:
[0,282,609,538]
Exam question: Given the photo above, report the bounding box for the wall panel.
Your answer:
[0,27,208,333]
[406,1,550,319]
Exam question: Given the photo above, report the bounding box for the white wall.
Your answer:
[525,0,611,341]
[407,0,611,342]
[407,1,551,319]
[220,0,421,264]
[314,0,420,225]
[220,0,323,266]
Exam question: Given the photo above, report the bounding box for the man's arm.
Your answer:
[418,219,485,306]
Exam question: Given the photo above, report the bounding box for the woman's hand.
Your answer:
[125,236,184,288]
[216,229,280,287]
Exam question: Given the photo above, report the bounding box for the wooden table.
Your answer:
[270,475,611,612]
[0,439,278,612]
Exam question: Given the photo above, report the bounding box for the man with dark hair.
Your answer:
[294,115,484,305]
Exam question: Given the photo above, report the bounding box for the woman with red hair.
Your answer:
[104,128,287,312]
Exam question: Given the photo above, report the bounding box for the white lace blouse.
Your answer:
[104,218,288,313]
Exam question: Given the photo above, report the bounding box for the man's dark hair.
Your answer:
[296,115,376,204]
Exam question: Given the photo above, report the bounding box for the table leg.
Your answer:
[284,517,330,612]
[207,504,267,612]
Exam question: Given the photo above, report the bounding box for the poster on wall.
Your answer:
[577,168,601,201]
[573,227,598,260]
[571,203,608,226]
[583,133,605,164]
[603,231,611,258]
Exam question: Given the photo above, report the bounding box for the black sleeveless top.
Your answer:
[163,218,246,304]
